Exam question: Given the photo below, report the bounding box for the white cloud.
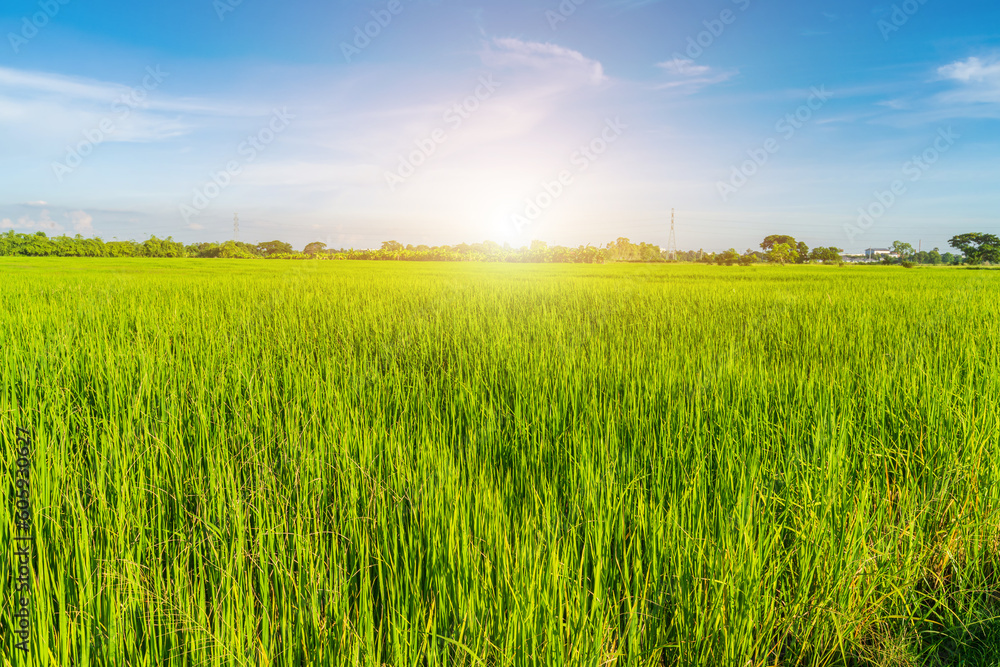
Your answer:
[939,56,1000,83]
[0,66,252,116]
[0,68,122,102]
[0,65,260,149]
[4,209,63,232]
[69,210,94,234]
[937,55,1000,105]
[654,58,736,92]
[483,38,607,85]
[658,59,714,78]
[0,208,94,235]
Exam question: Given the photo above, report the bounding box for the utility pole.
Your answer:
[667,208,678,261]
[234,213,239,242]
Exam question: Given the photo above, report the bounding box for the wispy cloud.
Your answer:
[853,55,1000,127]
[601,0,665,11]
[2,209,62,232]
[0,66,254,117]
[0,67,123,102]
[926,54,1000,115]
[937,55,1000,102]
[483,38,607,86]
[0,65,262,149]
[1,207,96,235]
[654,59,737,92]
[69,210,94,234]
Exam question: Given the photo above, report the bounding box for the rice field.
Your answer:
[2,258,1000,666]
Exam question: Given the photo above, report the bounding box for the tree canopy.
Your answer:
[949,233,1000,265]
[766,243,798,265]
[760,235,797,252]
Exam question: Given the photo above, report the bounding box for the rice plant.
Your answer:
[2,258,999,666]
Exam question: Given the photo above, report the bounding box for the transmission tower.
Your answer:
[667,208,678,261]
[234,212,239,242]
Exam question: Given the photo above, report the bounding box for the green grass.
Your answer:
[2,259,999,666]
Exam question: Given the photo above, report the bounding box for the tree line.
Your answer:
[1,230,995,265]
[693,233,996,266]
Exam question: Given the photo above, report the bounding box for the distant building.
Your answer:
[865,248,900,261]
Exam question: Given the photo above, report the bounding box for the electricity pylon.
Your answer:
[667,208,678,261]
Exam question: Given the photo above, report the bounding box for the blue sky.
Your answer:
[0,0,998,252]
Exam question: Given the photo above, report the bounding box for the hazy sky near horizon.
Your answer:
[1,0,998,252]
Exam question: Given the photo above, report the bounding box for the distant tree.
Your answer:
[716,248,740,266]
[257,240,294,256]
[636,242,663,262]
[571,245,603,264]
[218,240,255,259]
[547,246,569,263]
[767,243,798,265]
[186,242,221,258]
[795,241,810,264]
[107,240,140,257]
[380,240,404,252]
[949,233,1000,265]
[913,248,942,265]
[235,241,260,256]
[739,249,760,266]
[140,235,184,258]
[304,242,327,255]
[809,247,843,263]
[761,235,796,252]
[604,237,638,262]
[481,240,502,255]
[891,241,915,261]
[26,231,56,257]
